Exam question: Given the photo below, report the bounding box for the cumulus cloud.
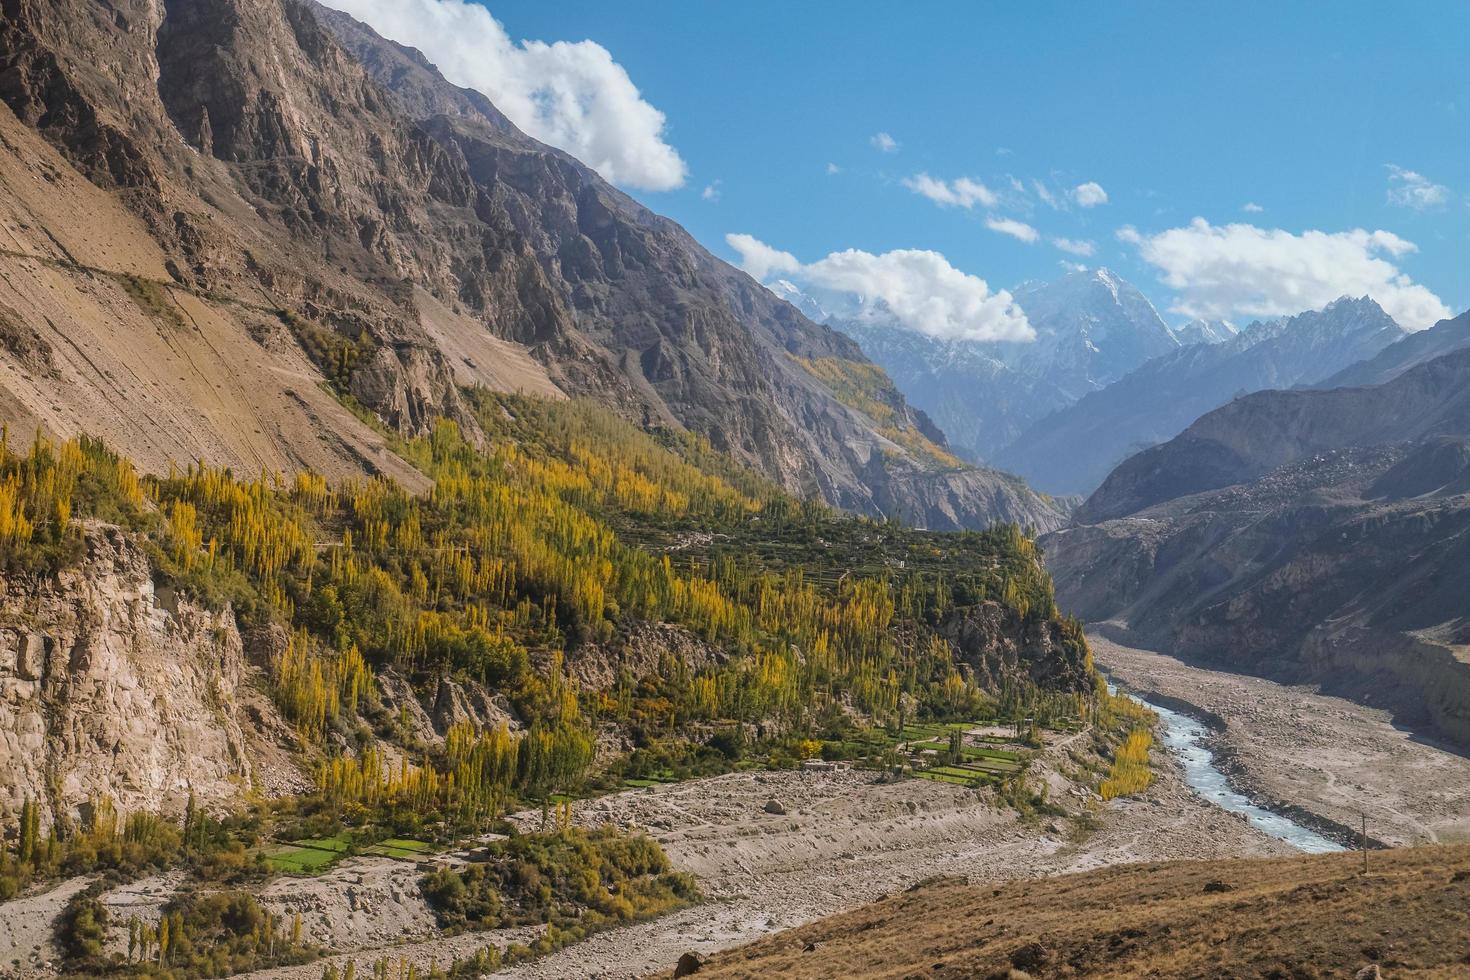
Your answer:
[871,132,900,153]
[826,162,841,175]
[1121,218,1451,330]
[1051,237,1096,256]
[726,233,801,282]
[1073,181,1108,207]
[1243,202,1265,213]
[320,0,686,190]
[985,217,1040,243]
[725,234,1033,342]
[701,179,722,202]
[1386,165,1450,210]
[902,173,997,209]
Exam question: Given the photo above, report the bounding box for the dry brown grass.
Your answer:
[685,845,1470,979]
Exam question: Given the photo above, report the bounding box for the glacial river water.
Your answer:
[1125,689,1345,853]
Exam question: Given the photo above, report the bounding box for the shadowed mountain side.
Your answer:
[996,297,1406,497]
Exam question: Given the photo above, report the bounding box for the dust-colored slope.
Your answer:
[412,286,562,398]
[691,844,1470,979]
[0,100,427,487]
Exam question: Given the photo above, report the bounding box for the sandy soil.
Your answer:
[2,725,1286,980]
[1091,632,1470,847]
[471,741,1287,980]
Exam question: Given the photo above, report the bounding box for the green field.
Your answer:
[262,841,342,873]
[262,834,433,873]
[910,740,1023,764]
[623,769,681,789]
[362,838,435,858]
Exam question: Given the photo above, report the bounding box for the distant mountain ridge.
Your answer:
[1005,268,1180,399]
[821,268,1176,463]
[1319,309,1470,389]
[994,296,1407,495]
[1170,318,1238,346]
[1044,342,1470,747]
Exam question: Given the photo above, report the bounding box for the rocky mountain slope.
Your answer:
[831,268,1172,464]
[0,525,300,825]
[1044,347,1470,746]
[1320,308,1470,389]
[1169,317,1237,346]
[996,297,1407,495]
[0,0,1063,532]
[832,317,1072,461]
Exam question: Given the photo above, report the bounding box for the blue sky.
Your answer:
[328,0,1469,335]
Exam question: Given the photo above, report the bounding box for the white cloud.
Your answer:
[1059,260,1089,273]
[1243,202,1265,213]
[1121,217,1451,330]
[320,0,686,190]
[1386,164,1450,210]
[701,179,722,202]
[725,234,1033,342]
[902,173,997,209]
[871,132,900,153]
[726,233,802,282]
[1073,181,1108,207]
[1051,237,1096,256]
[826,162,841,175]
[1032,179,1061,210]
[985,216,1040,243]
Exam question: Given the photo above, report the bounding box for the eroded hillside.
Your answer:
[0,0,1065,531]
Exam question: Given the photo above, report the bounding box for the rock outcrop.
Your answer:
[939,602,1092,694]
[0,524,301,827]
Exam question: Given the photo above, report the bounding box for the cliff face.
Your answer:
[0,525,303,827]
[939,602,1092,694]
[1046,349,1470,746]
[0,0,1061,530]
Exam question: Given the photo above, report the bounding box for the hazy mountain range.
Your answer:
[1046,330,1470,746]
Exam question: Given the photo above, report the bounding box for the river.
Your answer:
[1131,693,1344,853]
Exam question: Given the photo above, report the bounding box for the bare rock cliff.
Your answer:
[0,525,298,826]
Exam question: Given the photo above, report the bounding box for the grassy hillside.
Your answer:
[690,844,1470,979]
[0,386,1095,838]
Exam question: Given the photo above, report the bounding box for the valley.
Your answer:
[4,700,1293,979]
[0,0,1463,977]
[1092,632,1470,849]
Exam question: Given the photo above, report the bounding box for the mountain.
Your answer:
[1044,345,1470,746]
[829,317,1072,461]
[823,268,1171,464]
[0,0,1064,531]
[1319,309,1470,389]
[994,297,1408,496]
[1170,317,1238,346]
[1004,268,1180,400]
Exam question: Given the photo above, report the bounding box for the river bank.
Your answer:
[228,715,1286,980]
[1090,631,1470,848]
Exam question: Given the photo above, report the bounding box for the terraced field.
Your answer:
[262,835,435,874]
